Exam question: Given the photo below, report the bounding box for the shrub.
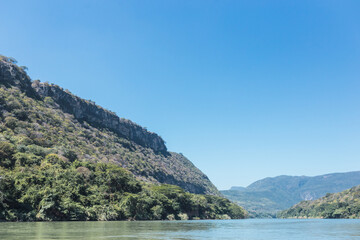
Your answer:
[4,117,18,129]
[178,213,189,220]
[167,214,175,221]
[44,154,69,168]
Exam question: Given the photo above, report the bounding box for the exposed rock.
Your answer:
[0,58,38,99]
[31,80,167,152]
[0,57,220,195]
[0,58,166,153]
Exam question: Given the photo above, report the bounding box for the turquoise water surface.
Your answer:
[1,219,360,240]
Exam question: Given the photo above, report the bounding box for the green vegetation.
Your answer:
[0,57,246,221]
[0,57,219,196]
[0,55,17,64]
[0,158,246,221]
[221,190,286,218]
[278,185,360,219]
[221,173,360,218]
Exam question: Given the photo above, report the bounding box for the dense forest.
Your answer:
[0,156,246,221]
[0,56,247,221]
[278,185,360,219]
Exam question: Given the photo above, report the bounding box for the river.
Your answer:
[1,219,360,239]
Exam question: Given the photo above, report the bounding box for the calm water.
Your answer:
[1,219,360,240]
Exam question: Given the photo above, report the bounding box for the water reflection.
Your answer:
[1,219,360,240]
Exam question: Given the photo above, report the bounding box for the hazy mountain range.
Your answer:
[221,171,360,217]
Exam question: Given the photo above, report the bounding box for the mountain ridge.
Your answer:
[278,185,360,219]
[221,171,360,217]
[0,55,246,221]
[0,57,166,153]
[0,55,219,195]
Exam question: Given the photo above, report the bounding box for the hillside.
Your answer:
[0,56,247,221]
[0,56,218,196]
[221,172,360,217]
[278,185,360,219]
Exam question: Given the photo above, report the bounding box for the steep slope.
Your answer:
[0,56,246,221]
[0,56,218,195]
[221,171,360,217]
[279,185,360,219]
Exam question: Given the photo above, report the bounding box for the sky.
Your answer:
[1,0,360,190]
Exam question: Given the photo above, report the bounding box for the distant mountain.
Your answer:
[279,185,360,219]
[221,171,360,217]
[0,56,247,221]
[230,186,246,191]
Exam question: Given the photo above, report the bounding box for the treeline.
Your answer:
[0,152,246,221]
[278,185,360,219]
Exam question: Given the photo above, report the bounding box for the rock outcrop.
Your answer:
[31,81,167,153]
[0,56,220,195]
[0,58,38,99]
[0,56,166,153]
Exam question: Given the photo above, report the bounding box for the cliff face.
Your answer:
[0,56,166,153]
[0,58,38,99]
[31,81,167,153]
[0,57,219,195]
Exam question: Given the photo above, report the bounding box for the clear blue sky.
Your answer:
[1,0,360,189]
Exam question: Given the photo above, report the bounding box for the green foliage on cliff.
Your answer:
[0,58,219,195]
[0,57,245,221]
[0,154,246,221]
[278,185,360,219]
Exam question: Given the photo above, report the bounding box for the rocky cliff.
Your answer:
[0,56,166,153]
[31,81,167,153]
[0,57,38,99]
[0,56,219,195]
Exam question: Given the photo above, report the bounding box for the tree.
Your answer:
[20,66,28,71]
[0,142,15,168]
